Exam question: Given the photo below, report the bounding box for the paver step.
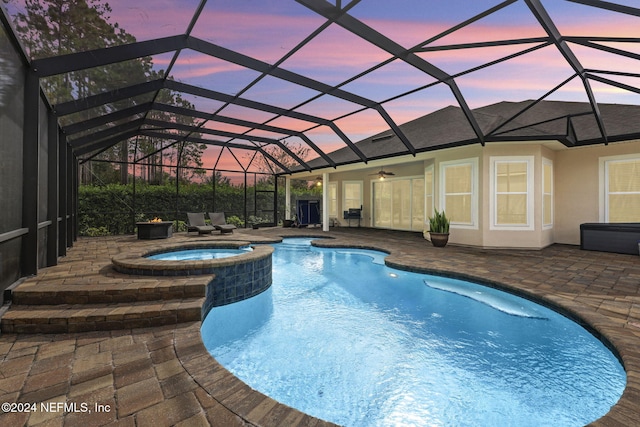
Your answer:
[10,278,207,305]
[0,297,204,334]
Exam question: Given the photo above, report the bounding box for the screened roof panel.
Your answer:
[541,0,638,38]
[280,23,393,85]
[190,0,325,64]
[240,75,322,110]
[416,42,547,77]
[569,43,640,77]
[215,104,278,124]
[350,0,516,48]
[304,125,353,157]
[93,0,198,44]
[170,50,263,94]
[174,93,227,115]
[381,83,459,126]
[340,59,438,102]
[333,109,391,146]
[245,129,291,141]
[455,45,579,109]
[146,110,206,127]
[201,120,253,136]
[40,56,162,104]
[294,94,363,121]
[589,78,640,107]
[4,0,640,174]
[267,116,319,132]
[64,115,147,141]
[425,0,547,47]
[56,92,157,127]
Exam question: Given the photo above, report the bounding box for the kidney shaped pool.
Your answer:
[201,238,625,427]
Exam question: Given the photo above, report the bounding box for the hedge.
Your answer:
[78,182,317,235]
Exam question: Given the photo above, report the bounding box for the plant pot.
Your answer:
[283,219,294,228]
[429,232,449,247]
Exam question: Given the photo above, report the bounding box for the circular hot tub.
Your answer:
[147,247,253,261]
[111,241,274,314]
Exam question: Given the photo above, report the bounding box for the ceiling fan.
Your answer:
[369,168,395,179]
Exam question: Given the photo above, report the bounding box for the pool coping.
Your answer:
[111,240,273,276]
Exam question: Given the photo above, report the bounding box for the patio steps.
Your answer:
[0,298,204,334]
[9,278,206,305]
[1,275,209,334]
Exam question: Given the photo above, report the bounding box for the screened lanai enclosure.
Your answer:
[2,0,640,300]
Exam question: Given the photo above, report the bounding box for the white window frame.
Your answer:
[542,158,553,229]
[342,180,363,212]
[490,156,534,231]
[599,154,640,222]
[439,158,479,229]
[425,165,434,225]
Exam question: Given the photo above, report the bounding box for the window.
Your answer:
[601,155,640,222]
[543,159,553,228]
[373,177,424,231]
[490,156,534,230]
[440,158,478,228]
[343,181,363,211]
[328,182,337,218]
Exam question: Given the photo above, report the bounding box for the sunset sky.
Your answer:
[6,0,640,173]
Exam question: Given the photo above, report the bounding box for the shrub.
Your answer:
[82,226,110,237]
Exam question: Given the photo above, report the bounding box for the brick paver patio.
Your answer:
[0,227,638,426]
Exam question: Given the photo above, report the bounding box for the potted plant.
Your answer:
[427,209,450,247]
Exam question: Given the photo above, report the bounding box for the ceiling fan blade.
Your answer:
[369,169,394,176]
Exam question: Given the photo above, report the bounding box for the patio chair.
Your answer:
[186,212,215,235]
[208,212,237,234]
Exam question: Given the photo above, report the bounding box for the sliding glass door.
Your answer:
[373,177,424,231]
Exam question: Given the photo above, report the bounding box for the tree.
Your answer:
[13,0,149,105]
[11,0,205,184]
[244,139,312,189]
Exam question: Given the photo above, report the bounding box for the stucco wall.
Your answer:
[554,140,640,245]
[298,139,640,249]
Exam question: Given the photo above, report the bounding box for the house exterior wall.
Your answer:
[297,139,640,249]
[554,139,640,245]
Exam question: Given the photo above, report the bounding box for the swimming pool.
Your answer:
[147,247,252,260]
[201,238,625,427]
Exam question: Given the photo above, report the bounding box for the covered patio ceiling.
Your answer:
[5,0,640,176]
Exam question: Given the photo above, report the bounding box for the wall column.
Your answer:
[20,70,39,276]
[58,132,67,256]
[46,111,59,266]
[322,172,329,232]
[285,177,291,220]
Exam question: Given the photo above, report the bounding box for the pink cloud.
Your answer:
[171,58,247,80]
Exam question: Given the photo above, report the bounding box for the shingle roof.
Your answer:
[296,100,640,171]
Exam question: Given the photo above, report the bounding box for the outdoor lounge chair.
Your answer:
[208,212,237,234]
[186,212,216,235]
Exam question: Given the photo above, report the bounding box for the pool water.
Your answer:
[147,247,252,260]
[201,238,625,427]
